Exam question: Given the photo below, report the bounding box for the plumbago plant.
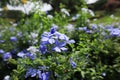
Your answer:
[0,8,72,79]
[0,2,120,79]
[10,26,77,80]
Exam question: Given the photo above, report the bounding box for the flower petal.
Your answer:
[53,47,61,52]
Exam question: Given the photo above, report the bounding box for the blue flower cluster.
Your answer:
[0,49,12,61]
[78,24,120,38]
[78,25,98,34]
[106,26,120,37]
[25,67,50,80]
[40,27,75,54]
[17,50,36,60]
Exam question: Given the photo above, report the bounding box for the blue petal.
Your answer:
[42,72,50,80]
[10,36,17,42]
[31,69,37,77]
[0,40,5,43]
[68,40,75,44]
[60,47,68,51]
[53,47,61,52]
[41,37,49,41]
[26,53,36,60]
[48,38,55,44]
[3,52,12,61]
[0,49,4,54]
[70,58,76,68]
[59,42,66,47]
[59,34,65,40]
[37,70,42,79]
[25,68,33,78]
[40,45,47,54]
[17,51,25,58]
[50,27,56,34]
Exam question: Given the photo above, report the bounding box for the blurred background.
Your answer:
[0,0,120,24]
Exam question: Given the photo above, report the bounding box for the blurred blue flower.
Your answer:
[70,58,76,68]
[105,25,114,31]
[0,40,5,43]
[3,75,10,80]
[3,52,12,61]
[78,27,94,34]
[10,49,17,55]
[27,46,39,54]
[0,49,5,54]
[26,52,36,60]
[40,45,47,54]
[41,72,50,80]
[67,40,75,44]
[17,31,23,37]
[91,24,97,30]
[50,27,56,34]
[109,28,120,37]
[86,30,93,34]
[102,72,106,77]
[17,50,36,60]
[10,36,17,42]
[78,27,87,31]
[52,41,67,52]
[9,27,15,32]
[17,51,25,58]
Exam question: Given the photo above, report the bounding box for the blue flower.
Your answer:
[25,68,38,78]
[17,51,25,58]
[91,24,97,30]
[25,68,50,80]
[10,36,17,42]
[67,40,75,44]
[41,72,50,80]
[17,31,23,37]
[26,52,36,60]
[52,41,67,52]
[0,49,5,54]
[10,49,17,54]
[17,50,36,60]
[58,34,69,40]
[0,40,5,43]
[40,45,47,54]
[86,30,92,34]
[41,36,55,44]
[50,27,56,34]
[37,70,42,79]
[3,52,12,61]
[102,72,106,77]
[70,58,76,68]
[78,27,87,31]
[109,28,120,37]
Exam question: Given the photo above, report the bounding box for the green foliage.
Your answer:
[0,1,120,80]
